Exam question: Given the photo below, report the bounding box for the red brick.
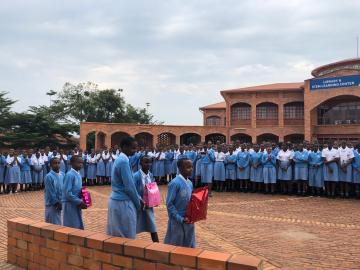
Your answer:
[41,224,64,239]
[59,242,77,254]
[16,239,27,250]
[68,230,96,246]
[112,254,133,268]
[86,232,112,250]
[53,250,67,261]
[16,218,38,233]
[84,258,101,270]
[156,263,182,270]
[10,230,23,239]
[28,261,41,270]
[197,250,231,270]
[7,237,17,247]
[102,264,120,270]
[124,239,152,258]
[93,249,112,263]
[46,257,60,270]
[32,235,46,246]
[54,227,80,242]
[29,243,40,253]
[170,246,202,268]
[17,256,28,268]
[47,238,60,250]
[76,246,93,258]
[29,222,52,236]
[145,243,176,263]
[40,246,54,258]
[7,217,29,230]
[68,254,84,267]
[7,249,17,264]
[23,232,34,242]
[227,255,261,270]
[33,253,47,265]
[133,258,156,270]
[103,236,127,254]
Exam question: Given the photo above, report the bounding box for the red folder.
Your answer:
[81,187,92,208]
[185,186,209,224]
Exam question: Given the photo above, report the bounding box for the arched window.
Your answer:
[205,116,221,126]
[256,102,278,126]
[284,102,304,125]
[231,103,251,126]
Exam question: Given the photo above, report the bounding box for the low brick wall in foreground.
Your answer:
[7,217,262,270]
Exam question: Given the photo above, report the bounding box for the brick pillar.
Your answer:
[252,135,256,144]
[251,105,257,128]
[80,132,87,150]
[278,103,284,127]
[105,133,111,148]
[176,135,181,146]
[304,108,312,141]
[278,134,284,143]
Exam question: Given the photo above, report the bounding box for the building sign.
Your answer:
[310,74,360,91]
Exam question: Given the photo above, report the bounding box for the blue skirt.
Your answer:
[213,161,225,181]
[154,160,165,177]
[0,166,5,183]
[82,163,88,178]
[137,208,157,233]
[294,166,308,181]
[250,166,263,182]
[353,168,360,184]
[309,166,323,188]
[323,162,339,182]
[87,164,97,180]
[21,171,32,184]
[45,205,62,225]
[42,165,48,180]
[63,201,84,229]
[60,161,66,174]
[106,161,113,177]
[278,161,292,181]
[80,166,85,178]
[237,166,250,180]
[339,164,352,182]
[164,217,195,248]
[164,160,173,175]
[107,198,136,239]
[172,159,178,175]
[96,160,106,176]
[5,166,21,184]
[201,163,213,183]
[263,166,276,184]
[32,165,44,184]
[225,167,236,180]
[195,160,202,177]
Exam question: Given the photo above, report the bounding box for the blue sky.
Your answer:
[0,0,359,124]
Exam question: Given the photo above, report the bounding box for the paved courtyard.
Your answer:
[1,186,360,270]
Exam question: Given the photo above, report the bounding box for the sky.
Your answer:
[0,0,359,125]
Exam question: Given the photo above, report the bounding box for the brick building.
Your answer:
[80,58,360,150]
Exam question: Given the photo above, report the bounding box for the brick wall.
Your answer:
[7,217,262,270]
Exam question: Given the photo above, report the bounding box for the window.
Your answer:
[256,104,278,119]
[284,103,304,119]
[206,116,221,126]
[318,101,360,125]
[231,104,251,121]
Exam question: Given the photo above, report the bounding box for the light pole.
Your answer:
[46,90,57,106]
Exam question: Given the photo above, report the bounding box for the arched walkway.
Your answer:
[111,132,130,148]
[230,133,252,143]
[135,132,153,148]
[284,134,304,144]
[205,133,226,144]
[180,133,201,145]
[157,132,176,146]
[96,132,106,150]
[86,131,96,151]
[257,133,279,144]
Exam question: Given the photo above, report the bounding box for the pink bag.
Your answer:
[143,182,161,208]
[81,187,92,208]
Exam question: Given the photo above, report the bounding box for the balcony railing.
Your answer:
[256,119,278,126]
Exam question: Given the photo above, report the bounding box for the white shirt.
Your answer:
[41,154,49,162]
[102,152,110,160]
[322,148,340,162]
[31,156,44,166]
[87,155,97,164]
[338,147,354,164]
[277,150,294,161]
[215,152,226,162]
[156,152,166,160]
[174,150,180,160]
[140,169,152,186]
[6,156,21,166]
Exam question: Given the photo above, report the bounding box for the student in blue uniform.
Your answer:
[322,142,339,198]
[96,149,106,185]
[66,150,73,172]
[102,148,111,185]
[134,155,159,242]
[5,149,21,194]
[225,146,237,192]
[194,145,202,188]
[59,150,67,174]
[249,144,263,193]
[352,144,360,199]
[261,146,277,194]
[308,144,324,196]
[237,145,250,192]
[172,145,180,178]
[338,141,354,198]
[164,158,195,248]
[20,151,32,192]
[32,151,44,191]
[87,150,97,186]
[62,155,87,229]
[107,137,143,239]
[0,152,6,194]
[277,143,293,194]
[186,144,197,183]
[79,150,85,185]
[214,145,226,192]
[44,157,64,225]
[129,150,141,173]
[293,144,309,196]
[164,147,174,182]
[154,146,166,184]
[200,145,215,197]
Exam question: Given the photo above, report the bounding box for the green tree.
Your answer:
[0,91,16,116]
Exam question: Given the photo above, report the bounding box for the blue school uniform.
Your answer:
[338,147,354,183]
[164,175,195,248]
[165,151,174,175]
[79,155,85,178]
[130,152,141,173]
[250,152,263,183]
[225,154,237,180]
[106,155,116,178]
[87,155,97,180]
[309,151,323,188]
[186,151,197,180]
[96,155,106,177]
[45,170,64,225]
[195,153,202,177]
[62,168,84,229]
[322,148,339,182]
[32,157,44,185]
[213,152,226,182]
[20,156,32,184]
[293,151,309,181]
[200,150,215,183]
[107,153,141,239]
[0,155,6,183]
[261,153,276,184]
[352,150,360,184]
[66,155,72,172]
[81,155,88,179]
[134,170,157,233]
[236,151,250,180]
[5,156,21,184]
[154,152,165,177]
[172,151,180,175]
[59,156,67,174]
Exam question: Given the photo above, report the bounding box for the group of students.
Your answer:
[44,137,196,248]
